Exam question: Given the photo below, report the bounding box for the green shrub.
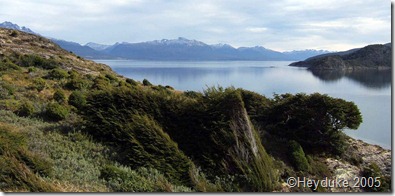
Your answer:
[0,58,20,71]
[0,125,58,192]
[288,140,309,172]
[16,101,35,117]
[45,102,69,121]
[92,76,111,90]
[100,164,191,192]
[165,85,174,90]
[10,30,18,37]
[263,93,362,156]
[68,91,86,109]
[65,78,89,90]
[68,70,80,79]
[189,165,223,192]
[28,67,37,73]
[0,83,15,99]
[19,54,59,69]
[48,68,69,80]
[31,78,46,92]
[361,163,391,192]
[142,79,152,86]
[53,90,66,104]
[105,74,118,82]
[125,78,138,86]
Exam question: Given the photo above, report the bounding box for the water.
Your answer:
[95,60,392,149]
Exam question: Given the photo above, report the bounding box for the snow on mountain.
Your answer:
[144,37,208,47]
[0,21,332,60]
[85,42,111,51]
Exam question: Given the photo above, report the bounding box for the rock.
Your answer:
[324,138,391,192]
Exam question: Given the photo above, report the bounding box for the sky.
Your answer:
[0,0,391,51]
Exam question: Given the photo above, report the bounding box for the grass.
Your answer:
[0,110,196,192]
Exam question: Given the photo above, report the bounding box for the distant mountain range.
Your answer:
[289,43,392,70]
[83,37,330,61]
[0,21,36,35]
[0,21,330,61]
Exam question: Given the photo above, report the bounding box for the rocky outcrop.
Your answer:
[325,138,391,192]
[289,44,392,70]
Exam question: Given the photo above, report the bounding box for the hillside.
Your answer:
[289,44,392,70]
[0,28,391,192]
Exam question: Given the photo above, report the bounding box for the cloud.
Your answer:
[246,27,268,33]
[0,0,390,51]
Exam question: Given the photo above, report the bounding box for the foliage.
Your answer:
[125,78,138,86]
[16,101,35,117]
[10,30,18,37]
[68,91,86,109]
[53,90,66,104]
[261,93,362,156]
[65,78,89,90]
[0,124,57,192]
[189,165,224,192]
[82,86,278,191]
[105,74,118,82]
[44,102,69,121]
[31,78,46,92]
[142,79,152,86]
[18,54,59,69]
[0,58,21,71]
[48,68,69,80]
[83,94,193,185]
[361,163,391,192]
[100,164,192,192]
[288,140,309,172]
[92,76,112,90]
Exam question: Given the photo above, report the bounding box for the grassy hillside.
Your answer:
[0,28,389,192]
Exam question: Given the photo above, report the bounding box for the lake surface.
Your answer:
[95,60,392,149]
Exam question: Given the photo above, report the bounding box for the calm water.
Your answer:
[95,60,392,149]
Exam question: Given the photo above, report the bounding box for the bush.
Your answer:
[65,78,89,90]
[53,90,66,104]
[126,78,138,86]
[45,102,69,121]
[263,93,362,156]
[92,76,111,90]
[0,125,58,192]
[142,79,152,86]
[68,91,86,109]
[17,101,35,117]
[31,78,46,92]
[105,74,118,82]
[68,70,80,79]
[10,30,18,37]
[100,164,191,192]
[361,163,391,192]
[28,67,37,73]
[48,68,69,80]
[288,140,309,172]
[0,58,21,71]
[19,54,59,69]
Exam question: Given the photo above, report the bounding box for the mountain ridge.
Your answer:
[0,21,330,61]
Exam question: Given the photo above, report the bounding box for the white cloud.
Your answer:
[246,27,268,33]
[0,0,390,51]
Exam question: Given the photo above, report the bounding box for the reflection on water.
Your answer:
[115,66,275,85]
[94,60,391,149]
[311,69,392,89]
